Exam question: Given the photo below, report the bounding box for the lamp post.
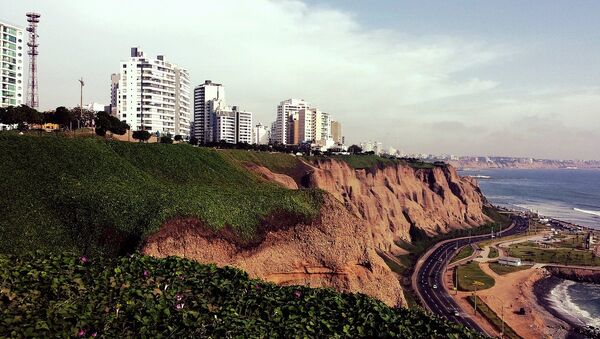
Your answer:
[78,78,84,129]
[471,281,485,316]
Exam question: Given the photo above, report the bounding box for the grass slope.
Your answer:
[456,262,495,291]
[0,134,322,256]
[0,253,483,338]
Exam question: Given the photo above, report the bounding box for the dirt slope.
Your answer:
[142,194,405,306]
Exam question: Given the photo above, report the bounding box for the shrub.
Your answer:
[132,130,151,142]
[160,136,173,144]
[0,253,483,338]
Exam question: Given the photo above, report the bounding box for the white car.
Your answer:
[432,284,438,289]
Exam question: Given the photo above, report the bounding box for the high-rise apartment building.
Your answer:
[115,47,191,138]
[274,98,309,144]
[193,80,225,143]
[295,108,331,145]
[1,21,25,108]
[109,73,120,116]
[331,120,342,144]
[253,123,270,145]
[211,105,253,144]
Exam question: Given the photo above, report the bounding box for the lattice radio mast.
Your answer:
[26,12,41,109]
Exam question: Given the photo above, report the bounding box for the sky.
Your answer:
[2,0,600,160]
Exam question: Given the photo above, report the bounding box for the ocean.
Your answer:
[459,168,600,230]
[549,279,600,328]
[459,168,600,328]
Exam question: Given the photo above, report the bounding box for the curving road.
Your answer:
[412,215,530,335]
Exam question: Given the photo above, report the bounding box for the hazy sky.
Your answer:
[3,0,600,160]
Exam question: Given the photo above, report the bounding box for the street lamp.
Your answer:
[78,78,84,129]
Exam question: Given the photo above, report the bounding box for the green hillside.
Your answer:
[0,134,322,256]
[0,252,482,338]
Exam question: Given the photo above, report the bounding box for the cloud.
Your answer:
[5,0,598,159]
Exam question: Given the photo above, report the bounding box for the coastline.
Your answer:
[533,274,598,339]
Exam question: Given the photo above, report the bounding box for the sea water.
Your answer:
[549,279,600,328]
[459,168,600,230]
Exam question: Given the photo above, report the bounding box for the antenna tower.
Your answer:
[26,12,41,109]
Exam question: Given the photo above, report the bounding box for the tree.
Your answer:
[348,144,363,154]
[132,130,151,142]
[174,135,183,142]
[0,106,21,125]
[94,111,129,137]
[189,136,199,146]
[19,105,42,125]
[160,136,173,144]
[52,106,75,128]
[0,105,42,127]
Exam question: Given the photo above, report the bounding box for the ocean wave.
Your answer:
[549,280,600,328]
[574,208,600,218]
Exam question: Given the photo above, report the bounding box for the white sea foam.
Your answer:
[574,208,600,218]
[548,280,600,328]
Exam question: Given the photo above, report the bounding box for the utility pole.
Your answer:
[78,78,84,129]
[454,267,458,295]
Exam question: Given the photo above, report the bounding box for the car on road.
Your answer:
[432,284,437,289]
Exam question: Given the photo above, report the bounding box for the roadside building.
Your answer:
[498,256,522,266]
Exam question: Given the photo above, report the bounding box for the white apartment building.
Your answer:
[360,141,384,155]
[236,107,253,144]
[296,108,331,145]
[253,123,270,145]
[115,47,191,138]
[211,105,253,144]
[193,80,225,143]
[1,21,25,108]
[274,98,309,144]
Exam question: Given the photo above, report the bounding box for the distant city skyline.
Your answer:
[2,0,600,160]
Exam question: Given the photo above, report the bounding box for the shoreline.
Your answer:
[533,274,597,339]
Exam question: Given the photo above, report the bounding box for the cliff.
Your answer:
[303,159,491,255]
[142,194,405,306]
[545,266,600,284]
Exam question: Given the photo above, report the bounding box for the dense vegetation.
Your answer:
[0,253,483,338]
[0,134,322,256]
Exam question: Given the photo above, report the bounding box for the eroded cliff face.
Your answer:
[303,160,490,255]
[142,157,489,307]
[142,195,405,307]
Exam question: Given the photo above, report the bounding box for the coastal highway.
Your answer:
[412,216,530,335]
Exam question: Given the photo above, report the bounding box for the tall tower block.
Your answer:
[26,12,40,109]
